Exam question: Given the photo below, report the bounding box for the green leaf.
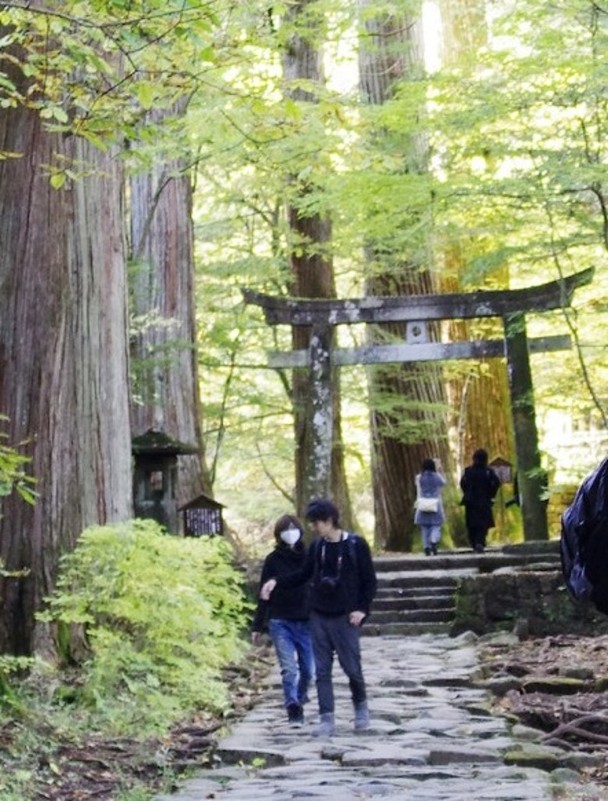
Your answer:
[49,172,66,189]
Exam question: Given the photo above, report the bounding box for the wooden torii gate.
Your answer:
[244,267,593,542]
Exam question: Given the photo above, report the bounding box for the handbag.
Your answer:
[415,475,440,514]
[415,496,439,513]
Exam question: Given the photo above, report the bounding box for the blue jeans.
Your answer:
[268,618,315,708]
[310,611,366,715]
[420,525,441,550]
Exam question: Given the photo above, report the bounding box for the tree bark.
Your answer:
[129,109,211,510]
[0,88,132,654]
[358,2,454,551]
[439,2,515,541]
[282,0,354,530]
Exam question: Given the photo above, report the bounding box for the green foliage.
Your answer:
[39,519,251,734]
[4,0,607,526]
[0,417,36,504]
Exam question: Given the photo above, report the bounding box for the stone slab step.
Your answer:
[371,608,456,625]
[373,544,561,574]
[375,587,456,598]
[362,620,453,636]
[377,573,462,590]
[374,595,455,611]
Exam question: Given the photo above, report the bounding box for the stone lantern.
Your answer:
[132,429,198,534]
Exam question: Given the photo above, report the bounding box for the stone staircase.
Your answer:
[365,540,562,636]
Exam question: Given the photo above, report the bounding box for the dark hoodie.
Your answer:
[252,544,310,632]
[275,534,377,619]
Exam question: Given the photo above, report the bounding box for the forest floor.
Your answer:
[479,633,608,793]
[16,636,608,800]
[12,650,276,801]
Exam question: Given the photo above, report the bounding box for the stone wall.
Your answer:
[452,570,608,637]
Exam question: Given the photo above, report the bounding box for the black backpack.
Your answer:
[560,457,608,614]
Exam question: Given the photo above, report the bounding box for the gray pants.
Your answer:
[310,611,366,715]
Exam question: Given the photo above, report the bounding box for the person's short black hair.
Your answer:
[473,448,489,467]
[422,458,436,472]
[305,498,339,526]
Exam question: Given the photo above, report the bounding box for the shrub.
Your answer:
[39,519,251,733]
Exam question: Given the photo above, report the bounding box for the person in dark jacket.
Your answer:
[460,448,501,553]
[252,514,314,727]
[261,498,377,738]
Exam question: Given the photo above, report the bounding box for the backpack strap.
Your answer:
[345,532,358,574]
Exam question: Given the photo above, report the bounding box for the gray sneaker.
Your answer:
[313,712,335,738]
[354,701,370,731]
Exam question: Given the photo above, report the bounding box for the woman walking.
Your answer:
[252,514,314,727]
[414,458,446,556]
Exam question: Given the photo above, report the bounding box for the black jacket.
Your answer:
[276,533,377,618]
[252,544,310,632]
[460,465,500,529]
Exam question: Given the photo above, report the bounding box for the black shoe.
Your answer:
[431,544,438,555]
[287,703,304,727]
[424,548,431,556]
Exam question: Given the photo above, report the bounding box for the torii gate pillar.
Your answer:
[305,326,333,501]
[504,312,548,540]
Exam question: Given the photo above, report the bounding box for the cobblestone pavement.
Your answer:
[155,633,603,801]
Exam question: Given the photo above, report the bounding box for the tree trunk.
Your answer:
[358,2,454,551]
[129,110,211,510]
[0,94,131,654]
[282,0,354,530]
[438,0,488,67]
[439,2,515,541]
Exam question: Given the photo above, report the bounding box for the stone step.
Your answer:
[373,544,561,575]
[368,542,562,637]
[374,554,561,575]
[376,590,457,605]
[371,607,456,625]
[374,554,478,572]
[374,595,455,611]
[362,620,453,636]
[377,573,461,590]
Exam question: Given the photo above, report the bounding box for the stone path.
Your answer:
[155,633,603,801]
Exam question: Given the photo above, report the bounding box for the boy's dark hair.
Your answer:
[422,458,436,472]
[305,498,340,526]
[473,448,489,467]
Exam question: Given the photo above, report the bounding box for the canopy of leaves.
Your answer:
[3,0,607,514]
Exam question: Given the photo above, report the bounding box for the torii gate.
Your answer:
[244,267,593,542]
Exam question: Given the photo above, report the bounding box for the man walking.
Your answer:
[261,498,377,737]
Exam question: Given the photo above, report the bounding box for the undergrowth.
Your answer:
[0,519,253,800]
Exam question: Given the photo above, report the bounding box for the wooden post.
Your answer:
[503,312,548,541]
[303,325,333,503]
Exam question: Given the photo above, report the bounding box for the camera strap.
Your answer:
[320,538,343,579]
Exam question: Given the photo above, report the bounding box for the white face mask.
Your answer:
[280,527,301,547]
